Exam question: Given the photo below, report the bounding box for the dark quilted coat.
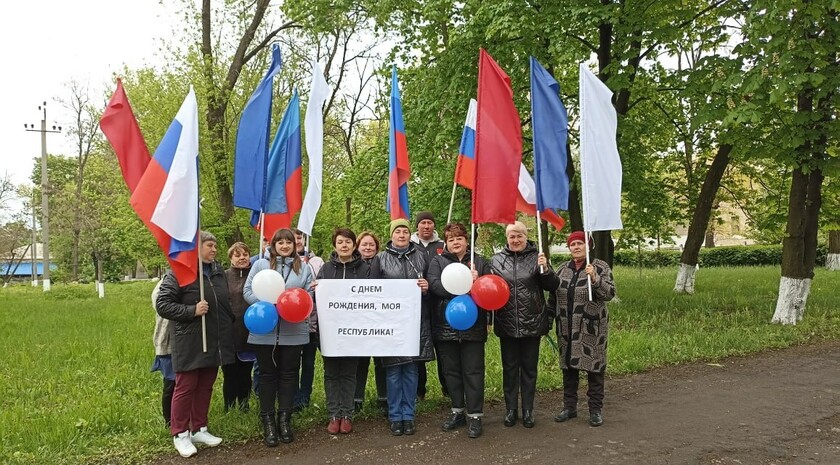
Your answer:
[427,249,491,342]
[489,242,560,338]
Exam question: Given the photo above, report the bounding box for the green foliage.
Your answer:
[611,244,829,268]
[2,267,840,464]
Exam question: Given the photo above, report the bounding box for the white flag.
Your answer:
[579,63,623,231]
[297,61,330,236]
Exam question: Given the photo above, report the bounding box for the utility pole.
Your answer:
[31,195,37,287]
[24,102,61,292]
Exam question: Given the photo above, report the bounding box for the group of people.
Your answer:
[152,212,616,458]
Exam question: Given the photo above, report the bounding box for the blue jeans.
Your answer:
[386,363,418,422]
[294,333,319,407]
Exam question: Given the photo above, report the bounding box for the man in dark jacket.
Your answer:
[427,223,491,438]
[410,211,448,400]
[156,231,235,457]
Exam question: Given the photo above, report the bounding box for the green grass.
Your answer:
[1,267,838,464]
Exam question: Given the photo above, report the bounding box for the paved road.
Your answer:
[154,341,840,464]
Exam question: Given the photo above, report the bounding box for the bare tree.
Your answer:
[60,80,101,281]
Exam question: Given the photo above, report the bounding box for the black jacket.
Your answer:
[156,262,236,372]
[370,241,433,366]
[428,249,491,342]
[316,250,371,280]
[489,242,560,338]
[225,265,252,353]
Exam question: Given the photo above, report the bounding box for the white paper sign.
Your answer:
[316,279,421,357]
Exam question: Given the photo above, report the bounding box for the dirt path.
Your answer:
[154,341,840,464]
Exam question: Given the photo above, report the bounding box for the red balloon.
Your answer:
[470,275,510,311]
[276,288,313,323]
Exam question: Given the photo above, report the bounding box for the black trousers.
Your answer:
[222,358,254,409]
[354,357,387,402]
[323,356,359,418]
[162,378,176,426]
[562,368,605,411]
[255,344,303,414]
[417,344,449,398]
[499,336,541,410]
[437,341,485,415]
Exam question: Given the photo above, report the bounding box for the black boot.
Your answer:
[260,412,279,447]
[278,411,294,443]
[467,416,482,438]
[442,412,466,431]
[522,410,535,428]
[504,409,518,427]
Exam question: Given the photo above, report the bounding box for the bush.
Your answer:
[610,244,827,268]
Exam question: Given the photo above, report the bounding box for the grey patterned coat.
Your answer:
[550,259,615,373]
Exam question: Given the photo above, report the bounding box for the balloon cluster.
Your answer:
[441,263,510,330]
[244,269,314,334]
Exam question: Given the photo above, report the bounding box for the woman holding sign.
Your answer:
[354,231,389,416]
[315,227,371,434]
[490,221,559,429]
[427,223,491,438]
[550,231,615,427]
[244,228,314,447]
[369,219,432,437]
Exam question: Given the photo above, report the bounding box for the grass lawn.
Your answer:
[1,266,838,464]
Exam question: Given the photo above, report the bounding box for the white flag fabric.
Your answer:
[297,61,330,236]
[579,63,623,231]
[151,86,199,242]
[518,163,537,204]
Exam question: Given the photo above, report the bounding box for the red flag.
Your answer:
[99,79,151,193]
[472,49,522,224]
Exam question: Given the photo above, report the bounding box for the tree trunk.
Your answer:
[773,88,825,324]
[827,230,840,271]
[675,144,732,293]
[565,141,583,232]
[591,231,614,268]
[704,226,715,248]
[345,197,352,225]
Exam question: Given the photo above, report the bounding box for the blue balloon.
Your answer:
[445,295,479,331]
[244,301,278,335]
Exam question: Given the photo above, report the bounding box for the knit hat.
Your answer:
[415,211,435,227]
[389,218,411,237]
[566,231,592,247]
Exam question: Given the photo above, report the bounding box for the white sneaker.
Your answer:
[191,426,222,447]
[173,431,198,457]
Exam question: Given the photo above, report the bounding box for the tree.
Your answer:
[733,0,840,324]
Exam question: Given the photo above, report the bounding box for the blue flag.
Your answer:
[233,44,283,212]
[530,57,569,211]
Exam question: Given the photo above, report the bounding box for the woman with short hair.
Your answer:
[490,221,559,429]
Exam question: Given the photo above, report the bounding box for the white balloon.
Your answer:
[252,269,286,302]
[441,263,473,295]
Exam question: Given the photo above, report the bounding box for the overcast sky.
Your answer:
[0,0,174,187]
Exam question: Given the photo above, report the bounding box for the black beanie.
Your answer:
[415,211,435,227]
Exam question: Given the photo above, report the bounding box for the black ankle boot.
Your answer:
[277,411,294,443]
[260,412,279,447]
[522,410,535,428]
[504,409,518,427]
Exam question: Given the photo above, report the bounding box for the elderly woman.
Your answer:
[244,228,314,447]
[223,242,254,412]
[156,231,235,458]
[490,221,559,429]
[315,228,371,434]
[427,223,491,438]
[370,219,432,436]
[551,231,615,427]
[353,231,388,415]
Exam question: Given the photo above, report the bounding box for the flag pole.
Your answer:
[470,222,475,268]
[447,181,458,225]
[584,230,593,302]
[536,210,545,273]
[197,227,208,353]
[259,211,266,258]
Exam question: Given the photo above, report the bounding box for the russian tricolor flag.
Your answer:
[255,90,302,239]
[387,65,411,220]
[454,99,477,190]
[130,87,200,286]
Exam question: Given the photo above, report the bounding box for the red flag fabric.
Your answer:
[472,49,522,224]
[100,79,151,193]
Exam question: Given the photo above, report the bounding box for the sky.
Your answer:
[0,0,174,187]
